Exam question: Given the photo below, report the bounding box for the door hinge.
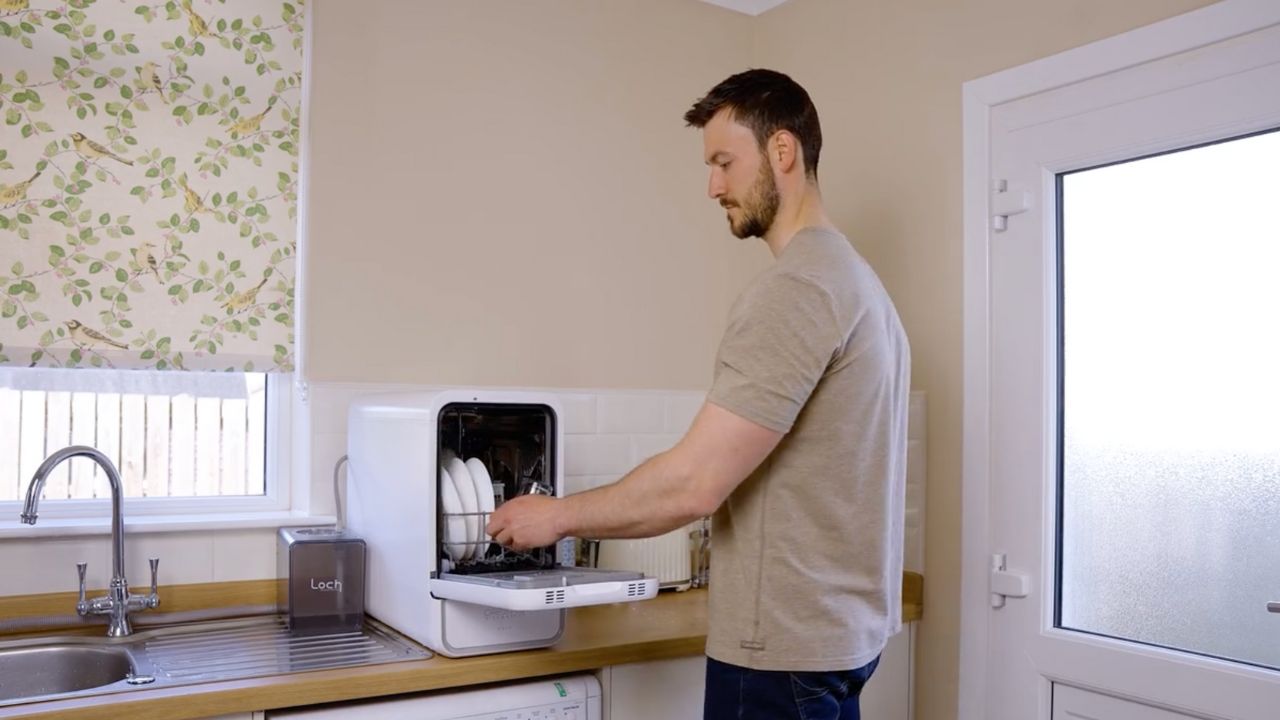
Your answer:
[990,179,1031,232]
[990,553,1029,609]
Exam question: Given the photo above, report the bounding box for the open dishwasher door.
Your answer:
[430,567,657,611]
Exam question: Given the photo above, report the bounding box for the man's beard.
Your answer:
[723,158,780,239]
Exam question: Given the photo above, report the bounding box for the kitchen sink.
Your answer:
[0,642,135,703]
[0,615,429,708]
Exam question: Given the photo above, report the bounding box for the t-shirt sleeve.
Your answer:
[706,272,842,434]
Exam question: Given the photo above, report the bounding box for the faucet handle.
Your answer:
[75,562,89,615]
[147,557,160,608]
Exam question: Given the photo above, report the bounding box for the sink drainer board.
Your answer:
[143,616,429,679]
[0,615,430,707]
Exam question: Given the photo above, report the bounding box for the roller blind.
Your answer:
[0,0,302,371]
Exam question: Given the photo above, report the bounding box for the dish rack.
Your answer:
[430,401,652,606]
[438,508,556,575]
[437,405,557,574]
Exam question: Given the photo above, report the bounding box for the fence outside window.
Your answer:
[0,370,266,502]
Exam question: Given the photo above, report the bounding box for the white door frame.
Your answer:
[958,1,1280,718]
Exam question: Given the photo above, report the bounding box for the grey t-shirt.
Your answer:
[705,226,910,672]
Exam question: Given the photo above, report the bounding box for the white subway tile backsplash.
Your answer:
[560,394,598,435]
[310,431,348,518]
[0,532,216,596]
[904,507,919,533]
[906,441,926,501]
[905,392,927,576]
[564,435,633,476]
[909,391,927,441]
[130,532,215,587]
[212,529,279,582]
[563,476,590,496]
[0,537,116,595]
[904,508,924,573]
[310,391,350,435]
[597,394,664,434]
[664,394,705,434]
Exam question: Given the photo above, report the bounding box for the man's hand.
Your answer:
[486,494,564,552]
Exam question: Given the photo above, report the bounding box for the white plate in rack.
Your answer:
[445,456,479,561]
[465,457,495,558]
[438,466,468,562]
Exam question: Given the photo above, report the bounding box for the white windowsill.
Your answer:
[0,511,336,539]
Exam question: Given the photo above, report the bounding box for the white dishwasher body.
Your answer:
[265,674,600,720]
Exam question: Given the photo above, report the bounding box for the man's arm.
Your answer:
[486,401,783,551]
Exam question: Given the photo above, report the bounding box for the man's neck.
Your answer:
[762,184,835,258]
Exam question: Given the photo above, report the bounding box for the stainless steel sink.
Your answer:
[0,641,135,703]
[0,616,429,708]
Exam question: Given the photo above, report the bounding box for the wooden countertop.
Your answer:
[0,574,922,720]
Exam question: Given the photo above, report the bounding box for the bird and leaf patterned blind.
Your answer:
[0,0,301,371]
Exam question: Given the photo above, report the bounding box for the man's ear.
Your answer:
[769,130,800,175]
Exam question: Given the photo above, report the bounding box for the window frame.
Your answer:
[0,373,295,527]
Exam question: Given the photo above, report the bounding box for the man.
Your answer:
[487,68,910,720]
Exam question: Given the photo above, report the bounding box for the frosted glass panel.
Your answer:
[1059,129,1280,669]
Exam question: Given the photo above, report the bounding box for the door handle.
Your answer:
[1268,601,1280,614]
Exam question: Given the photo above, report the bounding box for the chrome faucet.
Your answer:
[21,445,160,637]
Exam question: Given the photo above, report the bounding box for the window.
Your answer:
[1058,128,1280,669]
[0,368,290,518]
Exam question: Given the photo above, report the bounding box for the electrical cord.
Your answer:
[333,454,349,531]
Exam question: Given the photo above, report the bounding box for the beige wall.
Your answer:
[750,1,1217,719]
[303,0,766,389]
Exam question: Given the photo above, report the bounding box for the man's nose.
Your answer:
[707,170,725,201]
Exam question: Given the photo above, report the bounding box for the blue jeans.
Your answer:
[703,654,880,720]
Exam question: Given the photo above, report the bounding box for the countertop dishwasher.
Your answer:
[265,673,600,719]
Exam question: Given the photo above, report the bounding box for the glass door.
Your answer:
[1058,130,1280,672]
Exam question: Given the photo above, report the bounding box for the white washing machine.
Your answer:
[265,674,599,719]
